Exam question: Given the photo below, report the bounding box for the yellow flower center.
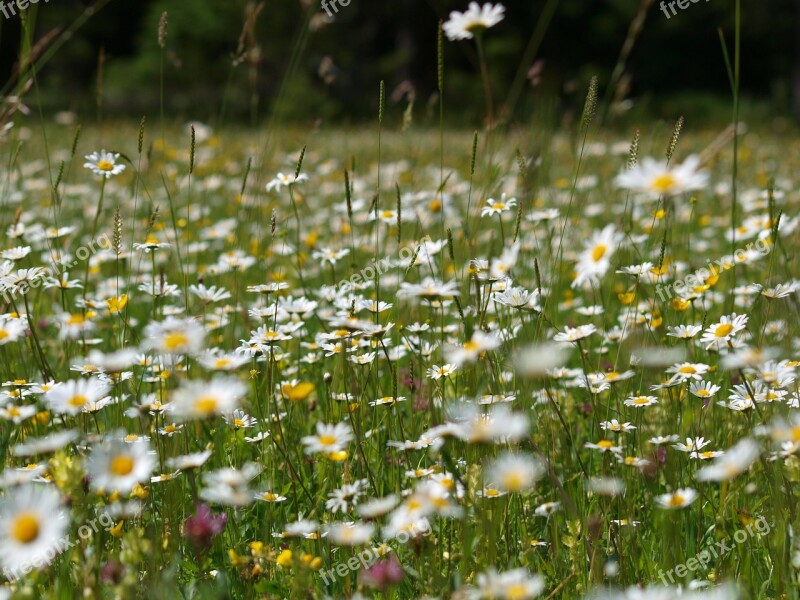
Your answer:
[11,513,40,544]
[505,584,528,600]
[194,397,218,415]
[502,472,524,491]
[0,329,8,341]
[110,455,135,476]
[591,244,607,262]
[485,488,500,497]
[318,434,337,446]
[67,314,86,326]
[463,340,480,351]
[679,365,697,374]
[714,323,733,338]
[633,397,650,405]
[69,395,89,408]
[97,160,114,172]
[695,390,710,398]
[652,173,676,193]
[597,440,614,449]
[668,494,685,507]
[163,332,189,351]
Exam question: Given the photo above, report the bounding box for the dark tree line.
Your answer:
[0,0,796,123]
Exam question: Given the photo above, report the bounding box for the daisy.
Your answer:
[398,277,461,300]
[169,377,247,421]
[165,450,212,471]
[444,331,501,367]
[616,455,652,468]
[477,486,507,499]
[624,395,658,408]
[573,225,623,288]
[325,522,375,546]
[56,312,96,341]
[144,317,205,356]
[480,194,517,218]
[486,452,544,493]
[673,436,712,453]
[443,2,506,41]
[265,172,308,192]
[224,409,257,429]
[132,235,171,253]
[472,568,545,599]
[369,396,407,407]
[689,380,722,399]
[691,449,724,460]
[665,362,709,383]
[650,435,680,447]
[0,318,25,345]
[655,488,699,509]
[427,364,457,380]
[197,351,250,371]
[534,501,561,517]
[600,419,636,433]
[699,313,749,350]
[200,464,260,507]
[326,480,368,513]
[697,438,760,481]
[301,422,353,455]
[356,495,400,518]
[86,437,156,494]
[553,324,596,343]
[514,343,570,377]
[11,430,79,457]
[189,284,232,304]
[44,378,111,416]
[0,484,70,576]
[614,155,708,198]
[255,491,288,503]
[584,440,623,454]
[84,150,126,178]
[666,324,702,339]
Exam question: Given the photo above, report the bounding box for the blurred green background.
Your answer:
[0,0,796,127]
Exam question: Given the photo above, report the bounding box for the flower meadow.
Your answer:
[1,3,799,600]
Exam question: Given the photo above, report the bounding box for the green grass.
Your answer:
[0,114,797,600]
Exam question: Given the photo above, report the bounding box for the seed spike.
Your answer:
[138,116,146,155]
[627,129,640,170]
[189,125,196,175]
[294,145,307,179]
[70,125,82,158]
[470,131,479,176]
[378,81,385,124]
[437,21,444,94]
[580,76,599,134]
[666,116,684,163]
